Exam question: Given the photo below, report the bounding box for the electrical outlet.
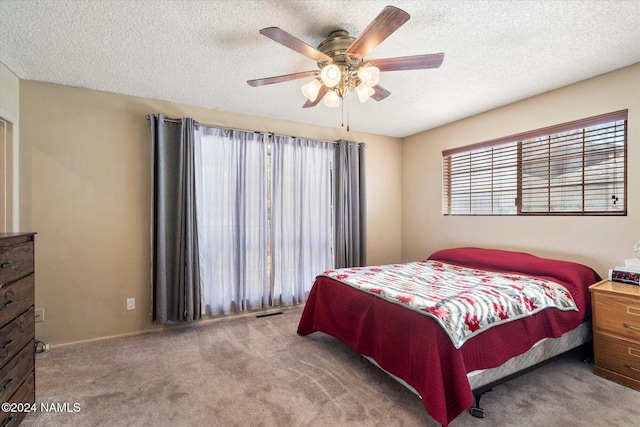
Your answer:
[126,298,135,310]
[35,308,45,322]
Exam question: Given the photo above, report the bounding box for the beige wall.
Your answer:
[402,63,640,278]
[20,81,402,346]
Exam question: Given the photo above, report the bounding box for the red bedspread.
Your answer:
[297,248,600,426]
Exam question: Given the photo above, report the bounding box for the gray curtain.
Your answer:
[334,140,367,268]
[149,114,201,324]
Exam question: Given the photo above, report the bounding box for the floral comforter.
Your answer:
[322,260,578,348]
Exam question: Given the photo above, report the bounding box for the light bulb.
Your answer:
[320,64,341,88]
[357,65,380,87]
[301,78,322,102]
[323,90,340,108]
[356,82,375,103]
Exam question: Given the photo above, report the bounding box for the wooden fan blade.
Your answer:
[303,85,328,108]
[369,53,444,72]
[247,70,319,87]
[345,6,410,58]
[260,27,331,62]
[371,85,391,101]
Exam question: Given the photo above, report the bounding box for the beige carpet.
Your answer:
[22,306,639,426]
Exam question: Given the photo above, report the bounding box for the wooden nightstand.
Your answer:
[589,279,640,391]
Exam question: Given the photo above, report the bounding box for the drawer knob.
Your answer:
[1,414,14,427]
[0,300,14,310]
[0,262,13,269]
[625,363,640,373]
[623,322,640,332]
[0,338,13,351]
[1,376,13,390]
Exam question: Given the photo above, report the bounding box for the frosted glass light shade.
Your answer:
[320,64,341,88]
[323,90,340,108]
[357,65,380,87]
[301,78,322,102]
[356,82,375,102]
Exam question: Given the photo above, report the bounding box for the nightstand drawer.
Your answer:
[0,241,34,286]
[592,292,640,341]
[0,274,35,329]
[594,331,640,382]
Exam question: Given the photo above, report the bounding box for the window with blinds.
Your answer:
[442,110,627,216]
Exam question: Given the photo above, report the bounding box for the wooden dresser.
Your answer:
[0,233,36,426]
[590,279,640,391]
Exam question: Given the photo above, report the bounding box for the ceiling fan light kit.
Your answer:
[324,90,341,108]
[319,63,342,88]
[248,5,444,112]
[301,78,323,102]
[356,82,375,103]
[357,65,380,88]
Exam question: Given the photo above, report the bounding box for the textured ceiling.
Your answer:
[1,0,639,138]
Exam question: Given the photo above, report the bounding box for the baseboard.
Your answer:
[44,305,299,350]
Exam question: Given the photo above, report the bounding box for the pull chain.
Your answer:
[340,98,349,132]
[340,99,350,132]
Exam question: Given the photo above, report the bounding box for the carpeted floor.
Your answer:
[22,306,639,426]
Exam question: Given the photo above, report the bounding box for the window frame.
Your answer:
[442,109,628,216]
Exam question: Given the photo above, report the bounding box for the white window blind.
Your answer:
[443,110,627,216]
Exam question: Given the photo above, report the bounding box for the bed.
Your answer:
[297,247,601,426]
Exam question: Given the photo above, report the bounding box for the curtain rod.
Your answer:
[146,114,348,146]
[146,114,267,137]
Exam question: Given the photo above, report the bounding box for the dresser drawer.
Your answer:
[0,339,34,404]
[594,331,640,382]
[0,241,34,287]
[0,371,34,427]
[592,292,640,341]
[0,275,34,329]
[0,308,34,368]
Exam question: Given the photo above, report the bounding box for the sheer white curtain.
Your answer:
[195,127,269,316]
[270,136,333,306]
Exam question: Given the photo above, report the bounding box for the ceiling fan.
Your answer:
[247,5,444,109]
